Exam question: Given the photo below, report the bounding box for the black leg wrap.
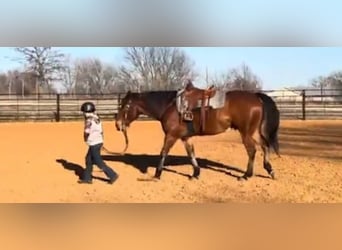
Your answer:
[186,121,195,136]
[264,162,273,174]
[154,168,162,179]
[192,167,200,179]
[264,162,275,179]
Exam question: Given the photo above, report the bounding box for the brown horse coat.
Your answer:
[115,82,280,181]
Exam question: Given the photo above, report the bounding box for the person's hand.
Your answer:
[84,132,89,142]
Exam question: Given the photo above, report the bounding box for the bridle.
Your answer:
[102,99,132,155]
[119,99,132,130]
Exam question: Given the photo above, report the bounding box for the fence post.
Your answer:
[16,95,19,121]
[56,94,60,122]
[301,89,306,120]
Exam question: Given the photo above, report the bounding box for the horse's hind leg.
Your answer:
[262,145,275,179]
[154,134,178,179]
[182,138,200,179]
[239,135,256,181]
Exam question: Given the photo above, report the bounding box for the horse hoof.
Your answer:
[190,175,199,180]
[238,176,249,181]
[270,172,276,180]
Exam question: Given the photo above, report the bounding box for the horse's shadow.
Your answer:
[56,159,109,182]
[102,153,246,179]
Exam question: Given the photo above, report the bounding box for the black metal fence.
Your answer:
[0,93,122,122]
[0,89,341,122]
[263,89,342,120]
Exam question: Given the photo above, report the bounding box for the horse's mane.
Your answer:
[133,90,178,118]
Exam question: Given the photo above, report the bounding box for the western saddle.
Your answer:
[179,80,217,133]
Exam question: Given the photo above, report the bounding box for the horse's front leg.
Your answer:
[181,138,200,179]
[154,134,178,179]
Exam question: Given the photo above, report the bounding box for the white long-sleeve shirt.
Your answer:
[84,113,104,146]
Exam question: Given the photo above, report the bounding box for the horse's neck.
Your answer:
[137,101,162,121]
[140,107,162,121]
[141,95,175,121]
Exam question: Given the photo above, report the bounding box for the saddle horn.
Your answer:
[185,79,195,90]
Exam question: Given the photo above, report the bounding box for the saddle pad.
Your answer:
[192,90,226,109]
[209,90,226,109]
[176,89,186,113]
[176,89,226,112]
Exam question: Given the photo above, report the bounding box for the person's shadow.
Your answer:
[56,159,109,182]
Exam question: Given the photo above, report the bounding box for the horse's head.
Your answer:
[115,91,142,132]
[115,91,143,153]
[115,90,178,153]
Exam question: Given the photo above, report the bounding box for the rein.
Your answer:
[101,145,126,155]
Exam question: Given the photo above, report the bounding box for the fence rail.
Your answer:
[0,93,122,122]
[0,89,341,122]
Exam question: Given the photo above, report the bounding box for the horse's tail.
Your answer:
[256,92,280,156]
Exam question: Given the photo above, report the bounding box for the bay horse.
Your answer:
[114,81,280,181]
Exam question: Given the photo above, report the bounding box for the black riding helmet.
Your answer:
[80,102,96,113]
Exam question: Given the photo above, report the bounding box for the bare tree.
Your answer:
[311,75,330,96]
[0,73,8,94]
[62,64,76,95]
[211,72,230,89]
[0,71,19,96]
[13,47,66,95]
[72,58,118,94]
[211,63,262,91]
[0,70,38,96]
[118,47,197,91]
[61,56,77,95]
[311,71,342,96]
[14,71,38,96]
[330,72,342,94]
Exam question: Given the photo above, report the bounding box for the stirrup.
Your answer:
[183,111,194,121]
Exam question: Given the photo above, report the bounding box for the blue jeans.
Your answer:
[82,143,117,182]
